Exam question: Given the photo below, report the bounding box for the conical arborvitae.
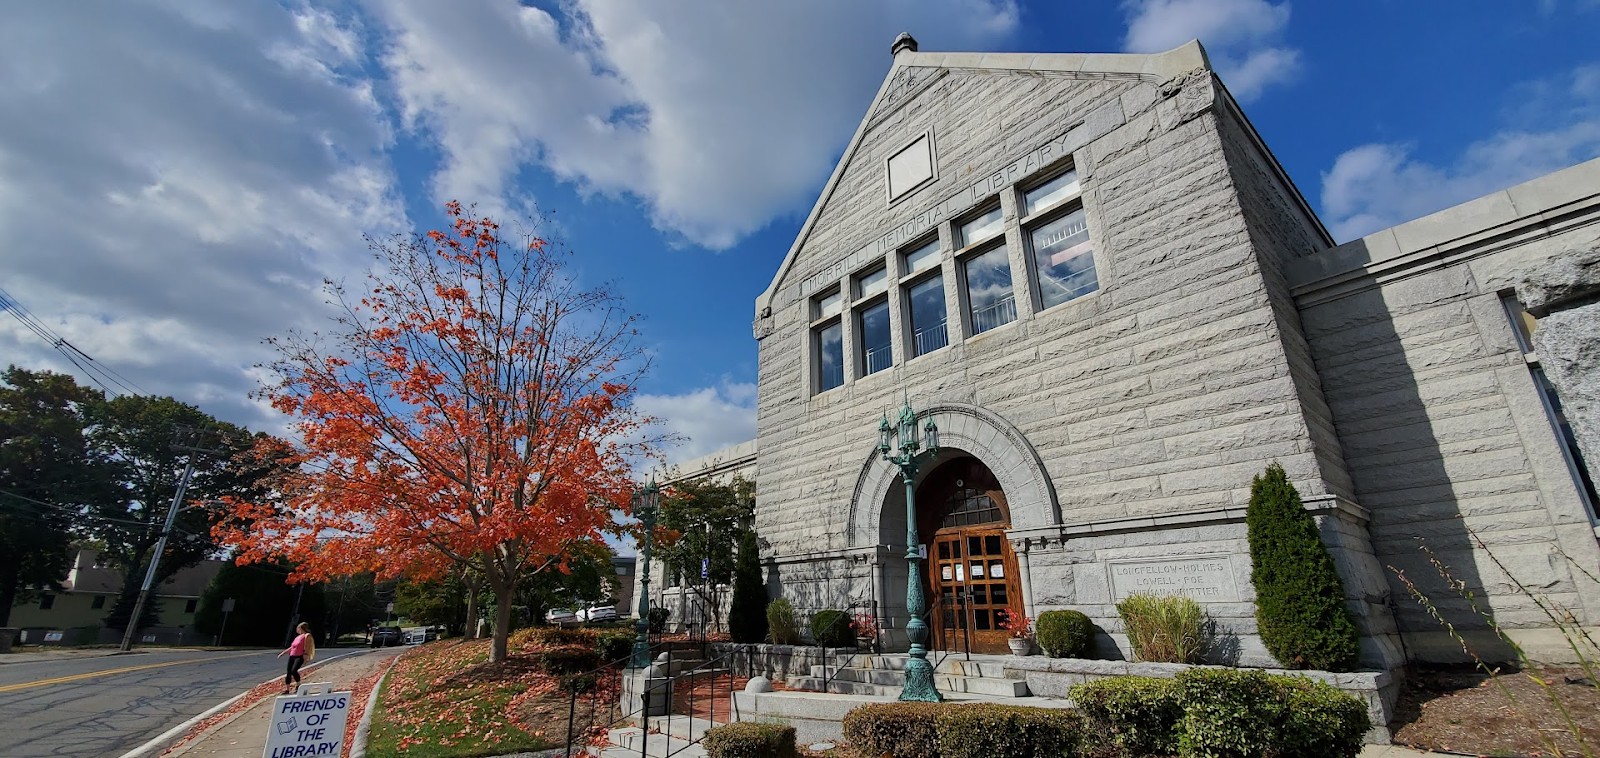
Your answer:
[1247,462,1360,671]
[728,527,769,644]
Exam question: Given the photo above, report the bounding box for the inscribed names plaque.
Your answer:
[1107,555,1239,602]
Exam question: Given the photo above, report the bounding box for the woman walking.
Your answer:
[277,622,315,694]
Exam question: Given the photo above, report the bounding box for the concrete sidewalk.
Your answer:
[161,648,402,758]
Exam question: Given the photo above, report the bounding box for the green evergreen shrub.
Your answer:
[1116,593,1210,663]
[596,630,634,663]
[1036,609,1094,658]
[841,702,943,758]
[766,598,802,645]
[1071,676,1183,756]
[932,703,1083,758]
[702,722,798,758]
[1174,668,1369,758]
[810,609,853,647]
[647,606,670,634]
[526,626,597,648]
[535,644,600,675]
[728,528,770,644]
[1246,462,1360,671]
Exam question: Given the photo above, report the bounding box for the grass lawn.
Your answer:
[364,638,562,758]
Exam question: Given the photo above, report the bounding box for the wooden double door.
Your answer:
[929,526,1020,655]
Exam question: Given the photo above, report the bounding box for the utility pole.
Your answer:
[119,427,219,652]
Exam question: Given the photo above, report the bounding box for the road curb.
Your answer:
[348,652,404,758]
[117,649,365,758]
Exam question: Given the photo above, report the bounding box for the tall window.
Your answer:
[813,289,844,392]
[963,245,1015,335]
[907,275,948,357]
[858,299,893,376]
[1029,208,1098,309]
[1504,296,1598,519]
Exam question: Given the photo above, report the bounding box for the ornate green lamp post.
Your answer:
[630,476,661,669]
[877,398,941,701]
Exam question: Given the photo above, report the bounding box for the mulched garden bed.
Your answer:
[1392,664,1599,756]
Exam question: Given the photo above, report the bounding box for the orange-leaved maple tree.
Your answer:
[216,202,656,662]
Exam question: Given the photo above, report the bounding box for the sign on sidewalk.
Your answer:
[261,683,352,758]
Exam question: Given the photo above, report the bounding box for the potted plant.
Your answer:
[850,612,878,649]
[998,609,1034,656]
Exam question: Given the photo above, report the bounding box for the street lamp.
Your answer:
[630,475,662,669]
[878,398,941,701]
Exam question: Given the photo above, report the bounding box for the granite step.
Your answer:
[600,725,710,758]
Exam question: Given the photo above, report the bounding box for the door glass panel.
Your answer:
[985,535,1002,554]
[955,564,965,581]
[968,536,982,555]
[938,541,950,559]
[989,560,1004,578]
[974,610,991,630]
[941,564,952,580]
[970,585,987,604]
[970,561,985,579]
[991,585,1007,605]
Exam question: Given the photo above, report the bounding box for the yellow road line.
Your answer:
[0,651,268,694]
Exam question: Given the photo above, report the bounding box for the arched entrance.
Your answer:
[918,456,1020,655]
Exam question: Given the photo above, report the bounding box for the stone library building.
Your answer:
[671,36,1600,680]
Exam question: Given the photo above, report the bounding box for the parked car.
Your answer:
[545,608,579,625]
[580,605,619,623]
[369,627,402,647]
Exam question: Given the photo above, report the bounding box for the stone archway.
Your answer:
[847,402,1058,548]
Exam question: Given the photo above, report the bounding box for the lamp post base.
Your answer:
[897,656,944,702]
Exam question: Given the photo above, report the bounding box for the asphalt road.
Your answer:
[0,647,295,758]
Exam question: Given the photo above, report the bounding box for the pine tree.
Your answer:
[1247,462,1360,671]
[727,526,769,644]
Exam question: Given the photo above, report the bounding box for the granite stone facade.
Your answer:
[735,38,1600,671]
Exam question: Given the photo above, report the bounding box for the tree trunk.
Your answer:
[0,555,19,628]
[490,584,514,663]
[463,582,479,640]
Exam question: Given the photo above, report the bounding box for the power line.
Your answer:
[0,284,149,397]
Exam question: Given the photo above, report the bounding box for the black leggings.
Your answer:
[285,655,305,688]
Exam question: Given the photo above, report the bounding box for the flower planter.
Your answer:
[1008,638,1032,656]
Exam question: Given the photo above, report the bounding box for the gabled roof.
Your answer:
[754,38,1214,319]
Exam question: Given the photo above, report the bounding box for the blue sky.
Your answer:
[2,0,1597,466]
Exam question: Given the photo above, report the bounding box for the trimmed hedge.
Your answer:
[596,630,634,664]
[841,702,943,758]
[535,644,600,675]
[1246,462,1360,671]
[1073,670,1370,758]
[933,703,1083,758]
[810,609,854,648]
[702,722,797,758]
[1071,675,1183,756]
[528,626,596,648]
[1037,609,1094,658]
[1176,668,1369,758]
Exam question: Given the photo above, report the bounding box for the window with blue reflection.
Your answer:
[1030,207,1098,309]
[816,320,843,391]
[858,299,892,376]
[907,275,948,357]
[963,246,1015,335]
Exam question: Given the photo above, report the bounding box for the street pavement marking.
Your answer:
[0,651,269,694]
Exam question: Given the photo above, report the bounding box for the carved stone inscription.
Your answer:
[1107,555,1239,602]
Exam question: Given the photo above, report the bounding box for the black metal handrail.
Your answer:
[818,597,873,694]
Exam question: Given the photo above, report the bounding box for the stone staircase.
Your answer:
[787,653,1031,698]
[592,715,715,757]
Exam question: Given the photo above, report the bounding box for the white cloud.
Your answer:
[1321,64,1600,242]
[634,381,758,469]
[0,2,403,431]
[1121,0,1300,101]
[363,0,1020,249]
